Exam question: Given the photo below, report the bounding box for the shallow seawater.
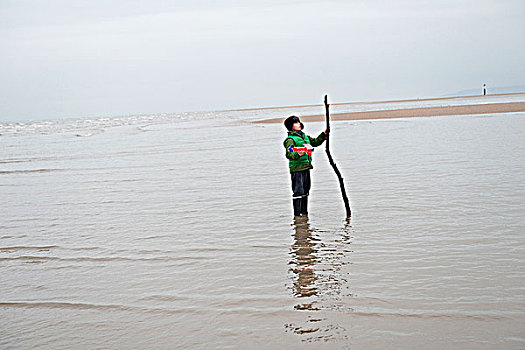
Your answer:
[1,107,525,349]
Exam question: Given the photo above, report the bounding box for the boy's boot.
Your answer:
[293,198,302,217]
[300,196,308,216]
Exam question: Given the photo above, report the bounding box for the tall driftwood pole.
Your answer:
[324,95,351,219]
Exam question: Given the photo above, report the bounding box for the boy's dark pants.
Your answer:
[291,170,311,216]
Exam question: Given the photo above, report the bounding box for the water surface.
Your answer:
[1,104,524,349]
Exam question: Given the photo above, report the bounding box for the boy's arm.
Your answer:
[284,138,301,160]
[309,132,327,147]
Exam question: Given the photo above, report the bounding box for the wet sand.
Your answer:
[253,101,525,124]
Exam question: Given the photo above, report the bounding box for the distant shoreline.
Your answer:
[238,92,524,113]
[253,99,525,124]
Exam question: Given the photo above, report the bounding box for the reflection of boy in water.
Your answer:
[290,218,318,299]
[283,115,328,217]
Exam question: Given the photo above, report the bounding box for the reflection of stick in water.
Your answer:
[289,217,319,301]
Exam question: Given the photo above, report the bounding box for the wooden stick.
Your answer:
[324,95,351,219]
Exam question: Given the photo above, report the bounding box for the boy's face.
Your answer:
[293,122,302,131]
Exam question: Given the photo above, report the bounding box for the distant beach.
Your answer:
[253,93,525,124]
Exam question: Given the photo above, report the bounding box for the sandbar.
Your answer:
[253,99,525,124]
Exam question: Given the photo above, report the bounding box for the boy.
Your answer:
[283,115,328,217]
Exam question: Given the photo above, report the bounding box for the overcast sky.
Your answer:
[1,0,524,121]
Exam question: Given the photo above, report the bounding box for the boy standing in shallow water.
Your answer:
[283,115,328,217]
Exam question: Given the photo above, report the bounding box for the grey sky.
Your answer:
[1,0,524,121]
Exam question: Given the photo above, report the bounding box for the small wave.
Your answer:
[75,129,105,137]
[0,160,29,164]
[136,235,171,240]
[0,245,58,251]
[0,301,221,316]
[251,245,288,250]
[139,295,190,302]
[348,310,513,321]
[0,255,209,263]
[0,169,62,175]
[0,112,191,137]
[185,247,238,253]
[0,156,65,164]
[0,301,134,312]
[66,246,101,251]
[136,126,151,132]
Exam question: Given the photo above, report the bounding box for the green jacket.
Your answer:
[283,131,326,173]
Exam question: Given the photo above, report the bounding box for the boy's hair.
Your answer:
[284,115,304,131]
